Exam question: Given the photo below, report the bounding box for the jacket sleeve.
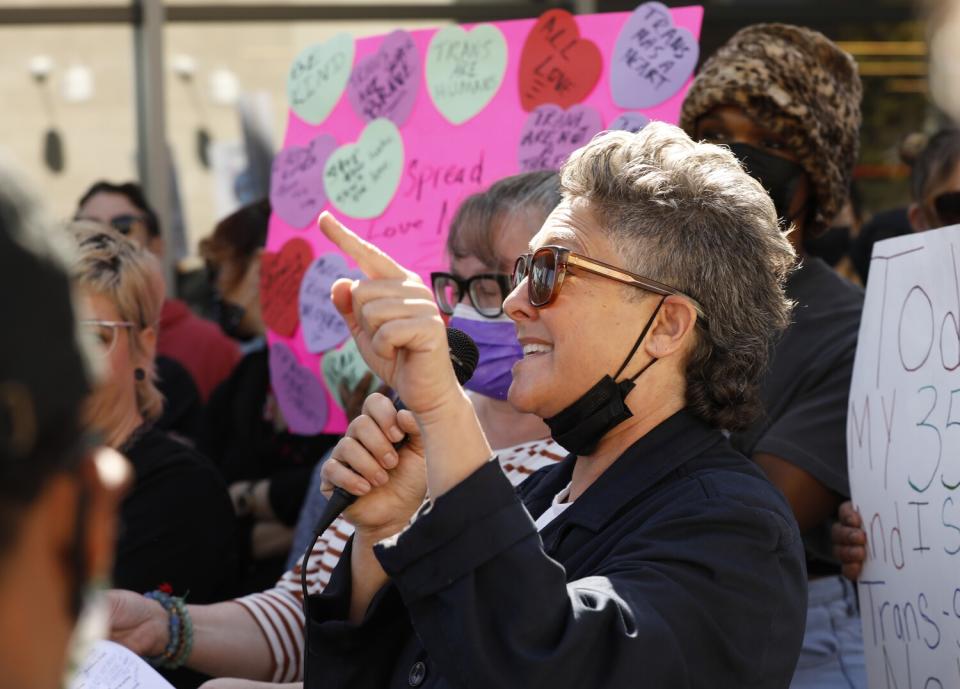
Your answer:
[372,460,805,689]
[304,538,414,689]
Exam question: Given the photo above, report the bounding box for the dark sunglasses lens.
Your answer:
[431,275,459,315]
[511,256,528,289]
[469,276,507,317]
[529,250,556,306]
[934,191,960,227]
[110,216,137,235]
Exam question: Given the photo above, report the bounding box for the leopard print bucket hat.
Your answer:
[680,24,862,230]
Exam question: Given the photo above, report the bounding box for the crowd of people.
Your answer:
[2,18,958,689]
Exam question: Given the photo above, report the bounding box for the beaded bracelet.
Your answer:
[144,590,194,670]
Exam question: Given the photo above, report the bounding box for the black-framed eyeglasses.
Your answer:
[430,272,512,318]
[512,245,708,325]
[933,191,960,228]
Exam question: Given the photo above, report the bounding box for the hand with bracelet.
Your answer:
[107,588,275,679]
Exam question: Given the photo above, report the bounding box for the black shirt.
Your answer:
[114,427,238,603]
[306,410,806,689]
[200,348,338,526]
[731,256,863,566]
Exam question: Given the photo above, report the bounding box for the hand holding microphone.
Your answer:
[316,212,494,517]
[320,392,429,537]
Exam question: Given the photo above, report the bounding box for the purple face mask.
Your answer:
[448,303,523,400]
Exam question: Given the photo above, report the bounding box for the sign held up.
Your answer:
[848,225,960,689]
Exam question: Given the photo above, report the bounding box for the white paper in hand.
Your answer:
[69,640,174,689]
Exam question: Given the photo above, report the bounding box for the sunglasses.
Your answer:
[933,191,960,228]
[75,213,149,237]
[512,246,707,324]
[431,271,513,318]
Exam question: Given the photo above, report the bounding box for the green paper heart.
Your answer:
[323,118,404,219]
[287,33,355,125]
[322,338,381,410]
[426,24,508,125]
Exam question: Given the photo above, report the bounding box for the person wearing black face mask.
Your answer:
[0,162,132,689]
[305,124,806,689]
[682,23,868,689]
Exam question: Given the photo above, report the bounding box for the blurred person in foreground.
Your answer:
[308,124,804,688]
[681,23,867,689]
[76,181,241,404]
[103,172,569,687]
[0,166,130,689]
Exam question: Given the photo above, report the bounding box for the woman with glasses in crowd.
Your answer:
[70,223,239,611]
[104,172,567,687]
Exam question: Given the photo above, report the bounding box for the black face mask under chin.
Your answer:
[727,142,806,224]
[545,298,665,456]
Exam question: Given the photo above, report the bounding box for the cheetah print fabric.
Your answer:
[680,23,862,231]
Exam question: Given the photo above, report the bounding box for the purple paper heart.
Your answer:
[517,104,603,173]
[347,30,421,126]
[270,134,338,229]
[610,2,699,109]
[299,253,364,353]
[609,111,651,134]
[268,342,329,435]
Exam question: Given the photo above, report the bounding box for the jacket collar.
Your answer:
[524,409,724,533]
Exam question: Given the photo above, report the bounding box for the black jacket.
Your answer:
[305,410,807,689]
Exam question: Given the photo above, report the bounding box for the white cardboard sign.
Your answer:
[848,225,960,688]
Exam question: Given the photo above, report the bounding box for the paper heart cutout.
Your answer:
[324,118,404,219]
[610,2,699,109]
[609,111,651,134]
[287,33,356,125]
[518,104,603,172]
[321,338,381,411]
[347,30,421,126]
[518,9,603,112]
[269,342,329,435]
[270,134,338,229]
[259,238,313,337]
[299,253,364,353]
[426,24,508,125]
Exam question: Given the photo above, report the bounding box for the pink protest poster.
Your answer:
[266,3,704,434]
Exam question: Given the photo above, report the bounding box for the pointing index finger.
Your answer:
[318,211,408,280]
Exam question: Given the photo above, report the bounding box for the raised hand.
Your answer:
[319,212,460,421]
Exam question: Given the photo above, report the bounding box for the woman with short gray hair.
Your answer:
[307,121,806,689]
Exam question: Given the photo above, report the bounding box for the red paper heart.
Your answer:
[519,9,603,112]
[259,237,313,337]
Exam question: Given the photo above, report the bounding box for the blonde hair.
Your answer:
[561,123,797,430]
[68,221,165,421]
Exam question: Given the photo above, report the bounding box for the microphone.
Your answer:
[300,327,478,616]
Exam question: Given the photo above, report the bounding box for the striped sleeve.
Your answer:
[234,516,355,682]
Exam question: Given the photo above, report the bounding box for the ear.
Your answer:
[148,235,165,259]
[241,249,263,296]
[908,203,928,233]
[137,324,158,365]
[644,296,699,361]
